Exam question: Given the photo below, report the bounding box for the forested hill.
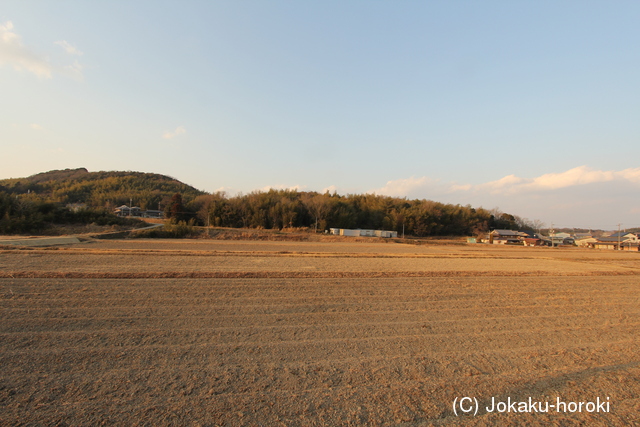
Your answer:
[1,168,529,237]
[0,168,206,210]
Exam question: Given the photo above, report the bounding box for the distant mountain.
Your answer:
[0,168,206,210]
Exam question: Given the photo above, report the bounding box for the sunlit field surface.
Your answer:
[2,239,639,426]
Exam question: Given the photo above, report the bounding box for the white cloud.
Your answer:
[259,184,306,192]
[0,21,52,78]
[0,21,85,80]
[63,60,84,81]
[533,167,611,189]
[54,40,83,55]
[480,174,525,193]
[371,166,640,228]
[321,185,338,194]
[449,183,472,192]
[620,168,640,183]
[162,126,187,139]
[477,166,640,195]
[30,123,42,130]
[374,176,441,198]
[212,186,235,195]
[375,166,640,201]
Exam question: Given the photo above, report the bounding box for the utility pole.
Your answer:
[618,223,621,251]
[402,223,405,239]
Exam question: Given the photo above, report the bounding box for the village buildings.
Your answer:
[484,229,639,251]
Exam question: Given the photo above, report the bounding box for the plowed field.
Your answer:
[1,239,639,426]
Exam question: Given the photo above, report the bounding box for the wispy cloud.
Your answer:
[56,41,85,80]
[213,186,235,195]
[321,185,338,194]
[0,21,52,78]
[375,176,441,198]
[30,123,43,130]
[162,126,187,139]
[373,166,640,228]
[259,184,306,192]
[449,183,472,192]
[477,166,640,195]
[0,21,85,80]
[376,166,640,199]
[54,40,83,56]
[63,60,84,81]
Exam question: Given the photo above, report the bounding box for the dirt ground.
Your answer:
[1,238,639,426]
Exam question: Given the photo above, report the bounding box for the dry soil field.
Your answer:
[1,238,640,426]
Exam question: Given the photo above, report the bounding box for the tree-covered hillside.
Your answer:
[0,168,206,210]
[1,168,529,237]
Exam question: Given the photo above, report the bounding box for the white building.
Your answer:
[329,228,398,238]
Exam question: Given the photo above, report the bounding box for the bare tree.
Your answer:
[301,193,330,233]
[531,219,545,235]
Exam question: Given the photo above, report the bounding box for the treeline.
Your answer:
[0,191,142,234]
[180,190,529,237]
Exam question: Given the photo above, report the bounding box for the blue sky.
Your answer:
[2,1,639,229]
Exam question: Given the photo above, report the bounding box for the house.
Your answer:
[522,237,544,247]
[608,232,639,242]
[594,235,639,250]
[142,209,164,219]
[114,205,163,218]
[115,205,141,217]
[574,232,593,240]
[621,242,640,251]
[553,232,572,239]
[547,232,575,246]
[575,237,598,248]
[488,229,521,244]
[593,238,623,250]
[544,235,569,246]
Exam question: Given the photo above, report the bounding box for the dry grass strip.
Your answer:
[0,247,539,259]
[2,270,638,279]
